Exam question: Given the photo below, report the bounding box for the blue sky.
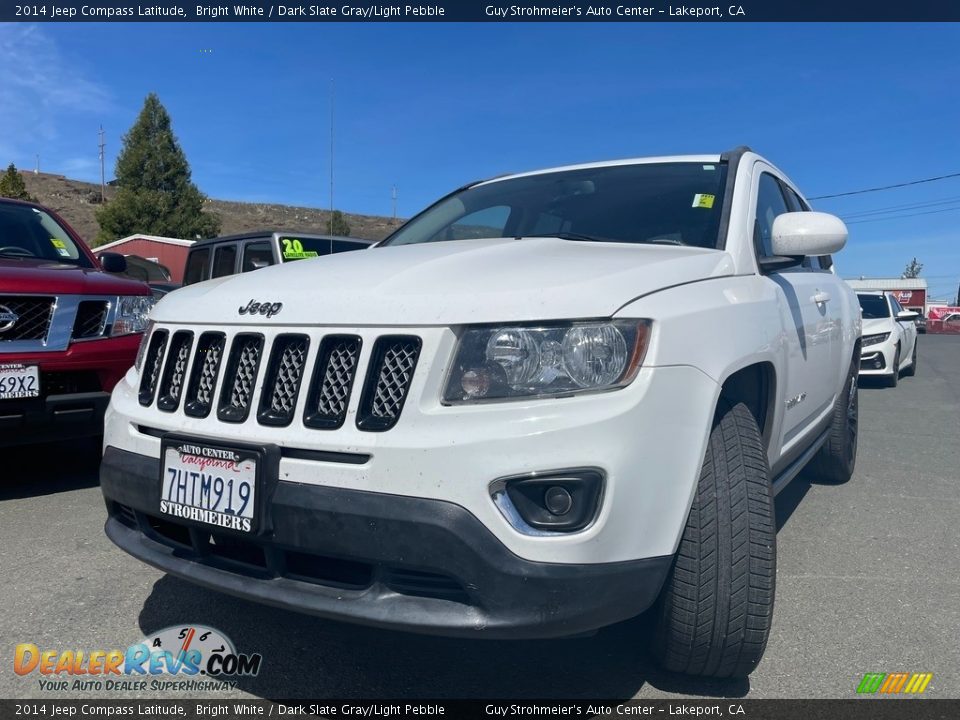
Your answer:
[1,22,958,299]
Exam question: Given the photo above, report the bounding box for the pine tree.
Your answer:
[95,93,220,244]
[902,257,923,279]
[0,164,35,201]
[329,210,351,236]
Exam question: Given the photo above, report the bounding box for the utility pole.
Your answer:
[34,154,39,174]
[391,185,397,220]
[98,125,106,203]
[329,78,334,235]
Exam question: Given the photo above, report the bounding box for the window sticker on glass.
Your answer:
[692,193,715,209]
[50,238,70,256]
[281,237,319,260]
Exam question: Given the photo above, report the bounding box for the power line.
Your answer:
[845,205,960,225]
[810,171,960,200]
[841,194,960,220]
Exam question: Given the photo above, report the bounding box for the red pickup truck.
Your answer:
[0,198,154,447]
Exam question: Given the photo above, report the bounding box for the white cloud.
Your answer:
[0,25,111,161]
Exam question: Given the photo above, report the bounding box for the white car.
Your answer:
[100,147,861,679]
[857,291,919,386]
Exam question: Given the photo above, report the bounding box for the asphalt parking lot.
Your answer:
[2,334,958,700]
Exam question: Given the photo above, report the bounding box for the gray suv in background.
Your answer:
[182,231,373,286]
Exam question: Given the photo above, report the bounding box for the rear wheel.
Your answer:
[651,401,775,678]
[809,363,858,484]
[886,345,900,387]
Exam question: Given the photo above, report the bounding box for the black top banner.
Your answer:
[3,0,960,22]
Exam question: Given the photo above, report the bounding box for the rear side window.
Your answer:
[183,248,210,285]
[242,241,274,272]
[212,245,237,278]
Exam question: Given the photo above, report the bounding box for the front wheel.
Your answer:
[886,345,900,387]
[651,401,776,678]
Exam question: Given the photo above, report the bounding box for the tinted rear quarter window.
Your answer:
[332,240,369,253]
[212,244,237,278]
[183,248,211,285]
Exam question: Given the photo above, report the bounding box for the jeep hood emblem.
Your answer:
[0,305,19,333]
[238,299,283,318]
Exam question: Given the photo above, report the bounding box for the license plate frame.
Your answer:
[0,363,40,401]
[159,435,274,535]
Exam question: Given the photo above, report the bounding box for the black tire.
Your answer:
[651,401,775,678]
[886,345,900,387]
[902,340,917,377]
[808,363,858,484]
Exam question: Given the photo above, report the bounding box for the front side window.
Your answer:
[242,241,274,272]
[754,173,790,258]
[0,203,92,267]
[858,294,891,319]
[183,248,210,285]
[384,162,728,249]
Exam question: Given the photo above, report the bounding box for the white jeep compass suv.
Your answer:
[101,147,862,678]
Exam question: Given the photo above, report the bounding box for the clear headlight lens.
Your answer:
[112,295,157,337]
[862,332,890,347]
[443,319,651,404]
[134,320,154,371]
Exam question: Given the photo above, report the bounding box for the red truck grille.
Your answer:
[0,296,55,341]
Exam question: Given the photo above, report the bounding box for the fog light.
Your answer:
[492,469,603,534]
[544,486,572,516]
[874,359,882,369]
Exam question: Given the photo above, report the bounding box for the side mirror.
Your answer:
[897,310,920,322]
[99,252,127,274]
[771,212,848,257]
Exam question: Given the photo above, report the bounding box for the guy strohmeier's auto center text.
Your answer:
[13,3,747,20]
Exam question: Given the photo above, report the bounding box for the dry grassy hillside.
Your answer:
[20,172,401,245]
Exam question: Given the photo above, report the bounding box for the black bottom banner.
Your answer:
[1,700,958,720]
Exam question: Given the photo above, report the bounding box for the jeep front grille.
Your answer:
[139,329,420,432]
[218,334,264,423]
[258,334,309,427]
[357,336,422,432]
[72,300,110,339]
[184,332,226,418]
[157,331,193,412]
[138,330,168,406]
[304,335,361,430]
[0,296,55,341]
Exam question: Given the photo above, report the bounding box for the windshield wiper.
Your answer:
[516,232,610,243]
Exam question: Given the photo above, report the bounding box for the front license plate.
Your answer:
[160,439,259,533]
[0,364,40,400]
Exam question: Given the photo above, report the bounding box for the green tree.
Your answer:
[95,93,220,244]
[0,163,35,201]
[902,257,923,279]
[328,209,351,236]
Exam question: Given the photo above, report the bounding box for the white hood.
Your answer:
[154,237,735,326]
[861,317,894,335]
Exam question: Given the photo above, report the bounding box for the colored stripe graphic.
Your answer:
[857,672,932,694]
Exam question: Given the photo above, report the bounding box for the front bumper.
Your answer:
[101,446,672,639]
[858,340,896,376]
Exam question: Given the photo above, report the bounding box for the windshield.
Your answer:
[858,294,891,319]
[384,162,728,249]
[0,203,92,267]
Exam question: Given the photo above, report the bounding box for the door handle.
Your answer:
[811,291,831,304]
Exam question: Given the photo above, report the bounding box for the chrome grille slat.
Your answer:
[357,336,421,432]
[217,334,264,423]
[157,331,193,412]
[138,330,168,406]
[304,335,362,430]
[0,296,55,341]
[184,333,225,418]
[258,335,309,427]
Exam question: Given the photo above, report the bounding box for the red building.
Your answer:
[93,235,194,283]
[846,278,927,315]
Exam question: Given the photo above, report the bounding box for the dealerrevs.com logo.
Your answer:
[856,672,933,695]
[14,625,262,692]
